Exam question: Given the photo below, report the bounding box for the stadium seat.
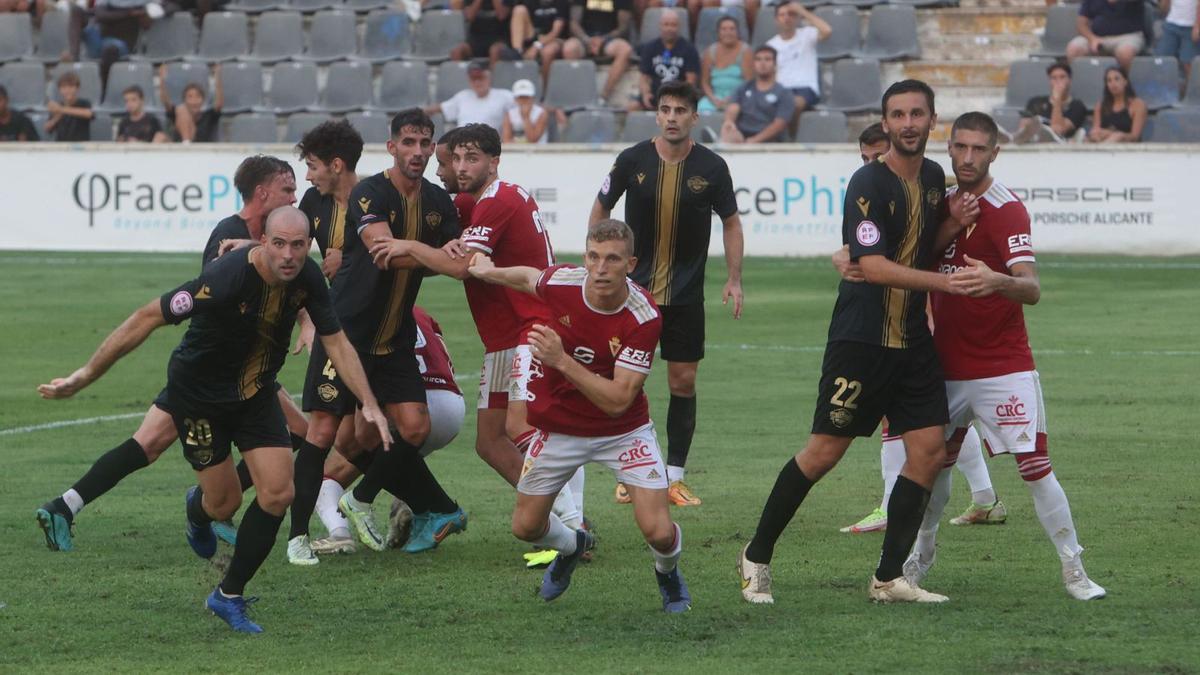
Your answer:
[620,110,658,141]
[299,10,358,62]
[0,13,34,62]
[226,0,285,13]
[1147,108,1200,142]
[220,61,265,113]
[190,12,250,63]
[820,58,882,112]
[27,111,47,139]
[225,112,279,142]
[96,62,161,114]
[410,10,466,61]
[431,111,447,138]
[493,60,542,97]
[695,6,748,52]
[830,0,884,9]
[48,62,102,104]
[287,0,343,12]
[346,110,392,143]
[0,62,49,111]
[359,10,412,63]
[89,113,114,141]
[1001,60,1049,111]
[374,60,429,110]
[346,0,390,11]
[1032,4,1081,58]
[750,5,778,46]
[794,109,848,143]
[889,0,943,6]
[32,10,69,64]
[134,13,197,62]
[284,112,332,142]
[435,61,472,103]
[161,62,212,106]
[242,11,305,62]
[314,60,373,112]
[261,62,319,113]
[855,5,919,61]
[1071,56,1118,110]
[1129,56,1181,111]
[1177,57,1200,109]
[692,111,724,142]
[816,6,860,61]
[543,60,598,110]
[560,110,616,143]
[991,108,1023,138]
[640,7,691,44]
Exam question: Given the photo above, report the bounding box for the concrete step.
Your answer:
[918,33,1042,61]
[923,7,1046,35]
[958,0,1052,9]
[894,60,1011,87]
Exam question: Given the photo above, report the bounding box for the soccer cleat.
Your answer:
[35,501,74,552]
[539,529,595,602]
[310,535,357,555]
[286,535,319,566]
[403,507,467,553]
[868,575,949,603]
[579,516,596,563]
[386,499,414,549]
[949,499,1008,526]
[1062,548,1106,600]
[903,550,936,587]
[614,482,632,504]
[737,544,774,604]
[668,480,702,507]
[185,486,216,560]
[211,520,238,546]
[206,588,263,634]
[524,549,558,568]
[337,493,386,552]
[656,567,692,613]
[840,507,888,533]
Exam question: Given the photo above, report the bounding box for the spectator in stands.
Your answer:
[1066,0,1145,73]
[632,9,700,110]
[502,79,550,143]
[1015,62,1088,143]
[0,86,39,142]
[116,85,167,143]
[85,0,169,88]
[0,0,31,13]
[45,71,94,142]
[698,15,750,112]
[511,0,572,80]
[720,44,793,143]
[858,122,888,163]
[1155,0,1199,79]
[564,0,635,104]
[1088,66,1146,142]
[159,63,223,143]
[451,0,515,63]
[426,59,516,131]
[766,1,830,134]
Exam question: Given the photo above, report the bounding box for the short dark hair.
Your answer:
[1046,61,1072,78]
[122,85,144,99]
[774,1,793,16]
[951,111,999,147]
[449,122,502,157]
[57,71,80,88]
[390,107,435,139]
[437,127,460,146]
[297,118,364,171]
[882,79,935,116]
[656,80,700,111]
[182,82,205,99]
[754,44,778,61]
[715,15,738,32]
[234,155,293,202]
[858,122,888,147]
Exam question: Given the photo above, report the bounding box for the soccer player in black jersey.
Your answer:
[34,155,306,553]
[737,80,982,605]
[38,207,389,633]
[590,81,744,507]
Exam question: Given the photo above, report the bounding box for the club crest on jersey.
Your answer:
[926,189,940,207]
[687,176,708,193]
[559,314,571,327]
[856,196,870,217]
[600,174,611,195]
[609,337,621,356]
[169,291,193,317]
[358,197,371,213]
[317,383,338,402]
[426,211,442,227]
[855,221,880,246]
[829,408,854,429]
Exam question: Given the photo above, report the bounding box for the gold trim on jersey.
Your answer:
[240,252,285,399]
[881,177,925,348]
[330,199,346,251]
[370,195,420,355]
[651,160,683,304]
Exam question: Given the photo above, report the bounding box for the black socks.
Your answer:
[71,438,150,503]
[745,459,815,564]
[288,441,330,539]
[875,475,931,582]
[220,500,283,596]
[666,394,697,469]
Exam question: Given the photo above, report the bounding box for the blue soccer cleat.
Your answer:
[538,529,595,602]
[403,507,467,553]
[206,588,263,634]
[185,487,216,560]
[36,501,74,552]
[656,567,692,613]
[211,520,238,547]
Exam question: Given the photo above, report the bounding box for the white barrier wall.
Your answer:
[0,143,1194,256]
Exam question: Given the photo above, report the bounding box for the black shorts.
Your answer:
[154,379,283,414]
[791,87,820,109]
[811,340,948,438]
[167,385,291,472]
[659,303,705,362]
[302,339,356,416]
[364,348,427,406]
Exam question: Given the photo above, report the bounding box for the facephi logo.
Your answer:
[73,173,242,228]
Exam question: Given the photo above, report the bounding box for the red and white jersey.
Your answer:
[527,265,662,437]
[932,181,1036,380]
[413,306,461,395]
[453,192,476,228]
[461,181,555,352]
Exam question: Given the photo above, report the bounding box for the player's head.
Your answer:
[949,112,999,191]
[858,122,889,165]
[659,8,681,43]
[182,82,205,112]
[435,127,461,193]
[56,71,79,103]
[775,1,798,35]
[655,81,699,143]
[297,119,364,196]
[261,206,312,282]
[388,107,435,180]
[585,219,637,296]
[122,85,145,116]
[752,45,777,80]
[1046,62,1072,92]
[450,123,501,195]
[881,79,936,158]
[235,155,297,212]
[467,59,491,97]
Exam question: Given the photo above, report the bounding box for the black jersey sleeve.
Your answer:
[349,178,391,237]
[597,146,636,210]
[299,258,342,335]
[159,254,241,325]
[843,168,891,261]
[299,187,320,239]
[711,156,738,219]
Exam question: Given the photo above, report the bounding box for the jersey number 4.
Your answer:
[830,377,862,409]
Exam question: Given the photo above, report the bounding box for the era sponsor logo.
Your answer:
[1007,233,1032,251]
[856,220,880,246]
[572,346,596,364]
[619,346,652,368]
[618,440,651,466]
[169,291,193,316]
[995,395,1026,418]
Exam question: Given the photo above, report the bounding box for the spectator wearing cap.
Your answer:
[426,60,516,131]
[563,0,635,104]
[46,71,94,142]
[1066,0,1146,73]
[720,44,793,143]
[631,9,700,111]
[766,0,830,133]
[510,0,572,80]
[451,0,516,63]
[0,85,39,142]
[502,79,550,144]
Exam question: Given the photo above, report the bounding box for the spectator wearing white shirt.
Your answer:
[425,60,516,132]
[1156,0,1200,79]
[502,79,550,144]
[765,1,830,134]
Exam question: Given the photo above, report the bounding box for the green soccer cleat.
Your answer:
[840,507,888,533]
[337,493,386,552]
[524,549,558,569]
[949,499,1008,526]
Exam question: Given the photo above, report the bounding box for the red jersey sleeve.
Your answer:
[992,202,1035,269]
[461,193,514,255]
[534,264,572,300]
[615,316,660,375]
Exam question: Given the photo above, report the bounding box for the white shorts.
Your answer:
[517,422,669,496]
[476,345,537,410]
[420,389,466,457]
[945,370,1046,455]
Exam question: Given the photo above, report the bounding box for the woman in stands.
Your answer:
[698,16,751,113]
[1087,66,1147,143]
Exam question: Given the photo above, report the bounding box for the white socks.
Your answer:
[1026,472,1083,564]
[62,489,85,516]
[650,522,682,573]
[957,426,996,505]
[667,465,685,483]
[913,467,953,561]
[316,478,350,538]
[567,467,585,517]
[552,484,583,530]
[879,437,906,509]
[533,513,578,554]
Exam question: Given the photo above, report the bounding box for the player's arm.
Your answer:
[317,330,392,450]
[590,148,634,225]
[859,256,958,293]
[38,299,167,399]
[370,237,471,277]
[711,163,745,317]
[528,324,647,417]
[466,253,540,294]
[949,259,1040,304]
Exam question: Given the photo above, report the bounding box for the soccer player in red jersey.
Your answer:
[466,219,690,612]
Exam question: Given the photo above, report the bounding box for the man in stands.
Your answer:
[720,45,794,143]
[632,9,700,111]
[452,0,516,63]
[564,0,635,104]
[1014,62,1089,144]
[45,71,93,142]
[158,63,224,143]
[1066,0,1145,72]
[0,85,39,141]
[116,85,167,143]
[767,0,830,134]
[426,60,515,133]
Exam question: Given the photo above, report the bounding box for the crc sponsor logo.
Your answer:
[572,346,596,364]
[1009,187,1153,203]
[72,172,242,228]
[618,346,652,368]
[995,395,1026,418]
[618,440,651,466]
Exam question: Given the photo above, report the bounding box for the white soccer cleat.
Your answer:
[286,535,320,566]
[310,534,357,555]
[1062,548,1106,600]
[737,544,775,605]
[869,575,948,603]
[950,499,1008,526]
[902,550,936,587]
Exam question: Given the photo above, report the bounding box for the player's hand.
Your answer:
[527,324,567,370]
[47,100,62,114]
[369,237,410,269]
[948,190,980,229]
[832,245,865,283]
[218,238,254,258]
[442,239,470,259]
[467,252,495,278]
[292,312,316,355]
[37,369,89,399]
[722,277,744,319]
[321,248,343,280]
[360,402,392,452]
[948,255,1002,297]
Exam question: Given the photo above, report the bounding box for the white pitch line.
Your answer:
[0,256,194,265]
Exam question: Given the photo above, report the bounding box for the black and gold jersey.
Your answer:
[828,157,946,349]
[299,186,350,258]
[596,140,738,306]
[202,215,251,267]
[161,246,340,404]
[330,171,459,356]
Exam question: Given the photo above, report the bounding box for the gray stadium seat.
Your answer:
[692,111,724,142]
[816,6,860,61]
[991,108,1023,139]
[346,0,390,11]
[1129,56,1180,111]
[543,60,598,110]
[225,112,279,142]
[1071,56,1118,110]
[32,10,69,64]
[1001,60,1049,110]
[855,5,919,60]
[96,62,161,114]
[695,6,748,52]
[89,113,114,141]
[359,10,412,63]
[820,58,881,112]
[315,60,373,112]
[435,60,471,103]
[346,110,391,143]
[48,62,102,104]
[283,112,332,142]
[242,11,305,62]
[162,62,211,105]
[374,60,429,110]
[220,61,265,113]
[0,62,50,111]
[620,110,658,141]
[640,7,691,44]
[298,10,358,62]
[1147,108,1200,142]
[288,0,343,12]
[1032,4,1080,58]
[134,13,197,62]
[27,111,47,139]
[431,111,447,139]
[226,0,284,12]
[493,60,541,98]
[560,110,616,143]
[889,0,943,6]
[410,10,466,61]
[262,62,319,113]
[191,12,250,62]
[750,5,778,47]
[1177,57,1200,109]
[830,0,884,9]
[0,13,33,62]
[794,109,848,143]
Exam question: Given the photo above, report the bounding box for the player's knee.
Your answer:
[667,372,696,397]
[207,492,242,521]
[398,418,430,448]
[640,519,675,550]
[510,511,542,541]
[1016,436,1052,482]
[256,483,294,514]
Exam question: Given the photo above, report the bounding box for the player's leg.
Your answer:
[476,349,524,484]
[600,38,633,101]
[661,304,705,505]
[840,425,903,533]
[948,425,1007,525]
[903,426,966,586]
[186,457,243,560]
[311,416,361,554]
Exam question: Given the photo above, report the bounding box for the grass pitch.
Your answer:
[1,253,1197,673]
